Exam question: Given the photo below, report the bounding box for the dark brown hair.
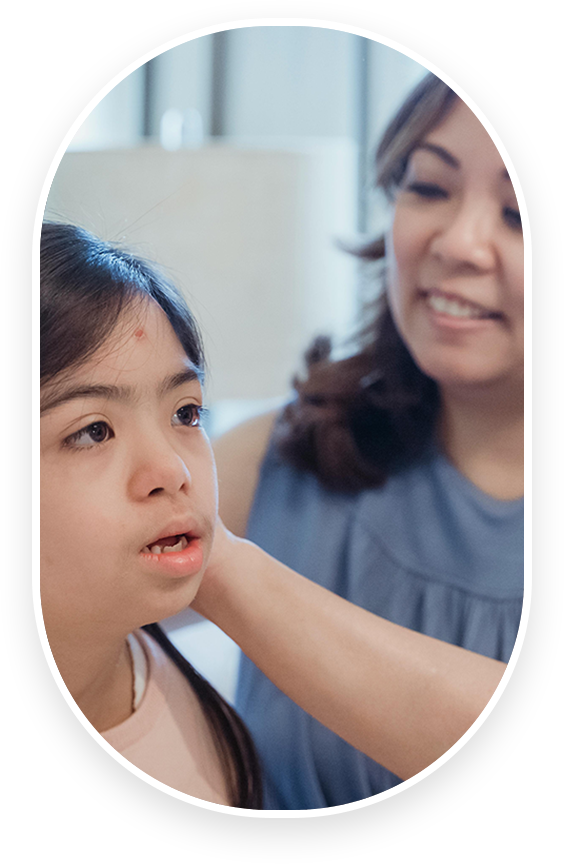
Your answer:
[40,222,262,809]
[275,74,458,492]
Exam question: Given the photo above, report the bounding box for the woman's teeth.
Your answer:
[142,535,189,555]
[425,292,495,320]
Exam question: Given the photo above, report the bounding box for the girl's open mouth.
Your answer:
[139,533,204,578]
[141,534,190,555]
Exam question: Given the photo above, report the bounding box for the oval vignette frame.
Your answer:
[32,15,531,819]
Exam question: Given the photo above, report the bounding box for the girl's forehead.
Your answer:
[97,303,179,363]
[66,303,191,388]
[40,303,201,417]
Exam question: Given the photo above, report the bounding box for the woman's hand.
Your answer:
[193,516,253,619]
[190,520,506,779]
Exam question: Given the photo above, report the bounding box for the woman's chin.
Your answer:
[414,350,519,394]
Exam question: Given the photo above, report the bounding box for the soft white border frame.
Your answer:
[31,12,532,825]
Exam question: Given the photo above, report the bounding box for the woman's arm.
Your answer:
[193,523,506,781]
[212,410,278,538]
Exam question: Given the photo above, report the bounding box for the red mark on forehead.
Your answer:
[134,329,144,339]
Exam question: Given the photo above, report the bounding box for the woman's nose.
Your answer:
[128,437,192,501]
[430,199,497,272]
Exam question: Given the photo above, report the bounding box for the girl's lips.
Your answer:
[139,536,204,579]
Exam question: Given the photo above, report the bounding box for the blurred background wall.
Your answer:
[46,26,425,431]
[44,25,426,699]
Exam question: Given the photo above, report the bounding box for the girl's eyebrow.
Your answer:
[40,365,202,416]
[157,367,203,397]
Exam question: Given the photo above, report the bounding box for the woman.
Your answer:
[213,73,524,809]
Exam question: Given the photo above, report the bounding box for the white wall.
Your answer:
[45,140,358,408]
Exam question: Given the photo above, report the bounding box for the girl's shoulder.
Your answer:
[213,409,279,538]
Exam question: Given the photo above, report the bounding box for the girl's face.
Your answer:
[40,300,217,638]
[386,99,524,394]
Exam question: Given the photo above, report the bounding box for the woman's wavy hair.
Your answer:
[275,73,459,492]
[40,222,262,809]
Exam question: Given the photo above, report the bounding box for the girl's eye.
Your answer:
[63,421,114,450]
[172,404,206,428]
[406,182,449,200]
[503,206,522,231]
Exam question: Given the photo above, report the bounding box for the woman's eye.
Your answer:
[503,206,522,231]
[406,182,449,200]
[173,404,206,428]
[63,421,114,450]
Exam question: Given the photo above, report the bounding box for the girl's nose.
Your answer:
[128,438,192,501]
[430,199,497,272]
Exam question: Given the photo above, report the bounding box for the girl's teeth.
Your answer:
[144,535,189,555]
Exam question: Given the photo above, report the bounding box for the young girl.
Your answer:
[40,221,262,809]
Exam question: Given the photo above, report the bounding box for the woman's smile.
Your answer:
[417,288,507,335]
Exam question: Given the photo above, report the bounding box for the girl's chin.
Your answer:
[135,581,204,632]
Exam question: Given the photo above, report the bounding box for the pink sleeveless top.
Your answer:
[102,630,228,805]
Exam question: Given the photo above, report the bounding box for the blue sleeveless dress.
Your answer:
[236,438,524,810]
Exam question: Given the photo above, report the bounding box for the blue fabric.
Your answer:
[236,438,524,810]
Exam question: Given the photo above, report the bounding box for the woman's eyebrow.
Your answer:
[412,143,459,168]
[414,146,512,184]
[40,365,202,416]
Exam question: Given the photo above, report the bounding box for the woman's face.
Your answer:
[40,300,217,639]
[386,99,524,394]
